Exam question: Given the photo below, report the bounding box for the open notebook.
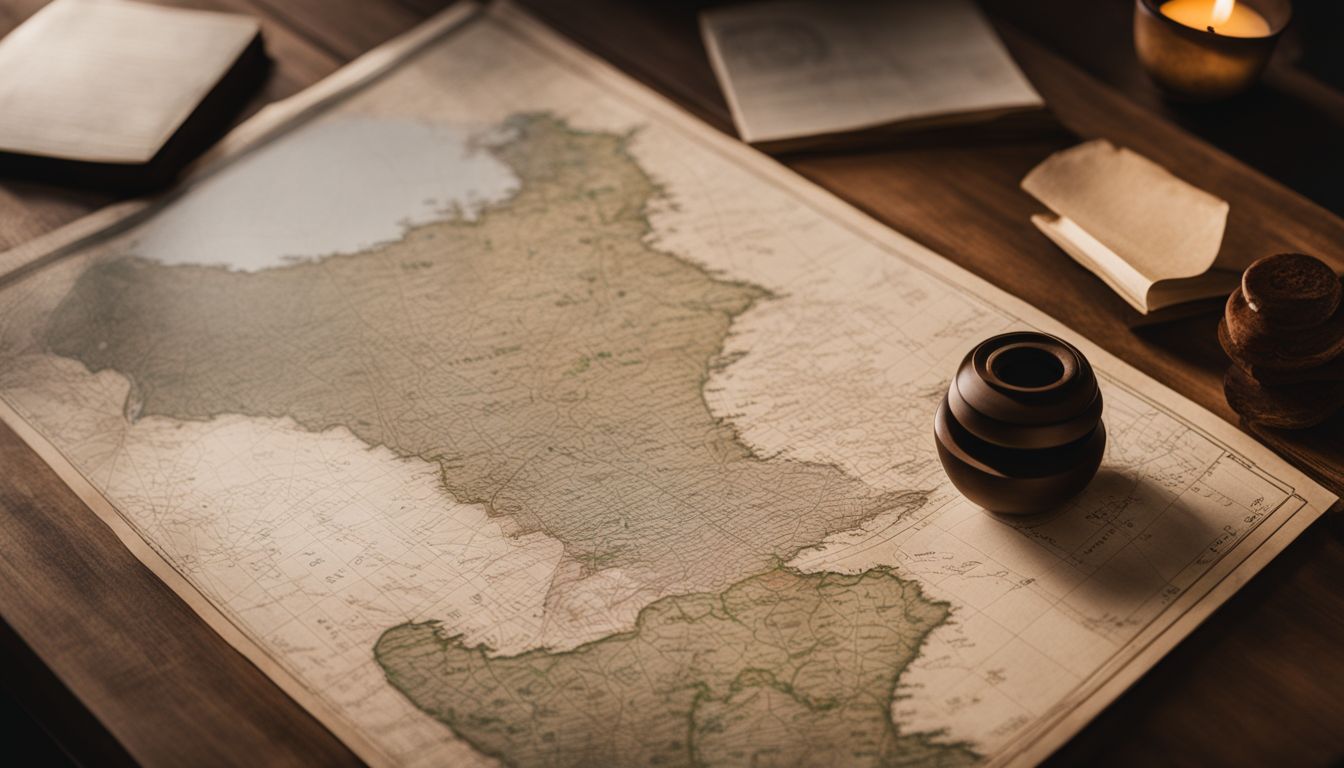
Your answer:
[0,5,1333,767]
[700,0,1046,152]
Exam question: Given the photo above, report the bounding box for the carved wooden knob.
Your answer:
[1241,252,1341,328]
[1219,253,1344,429]
[934,332,1106,515]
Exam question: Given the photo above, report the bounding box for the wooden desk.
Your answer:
[0,0,1340,765]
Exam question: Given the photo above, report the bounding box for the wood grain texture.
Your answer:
[0,0,1339,766]
[518,0,1344,496]
[0,0,353,764]
[0,0,340,253]
[982,0,1344,219]
[249,0,427,59]
[0,418,360,766]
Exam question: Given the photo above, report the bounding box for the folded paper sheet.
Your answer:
[1023,139,1234,314]
[0,6,1333,768]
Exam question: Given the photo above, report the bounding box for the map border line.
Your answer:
[0,2,1333,767]
[0,5,490,768]
[0,393,401,767]
[792,423,1302,764]
[483,4,1335,766]
[0,3,486,289]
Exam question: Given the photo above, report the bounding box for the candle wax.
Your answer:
[1159,0,1271,37]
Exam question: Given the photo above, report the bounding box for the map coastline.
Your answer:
[374,564,980,768]
[0,3,1331,768]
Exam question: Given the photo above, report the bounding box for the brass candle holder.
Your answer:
[1134,0,1291,101]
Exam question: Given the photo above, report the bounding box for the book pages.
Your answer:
[0,5,1331,767]
[700,0,1042,146]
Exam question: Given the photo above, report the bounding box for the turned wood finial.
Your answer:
[934,332,1106,515]
[1219,253,1344,429]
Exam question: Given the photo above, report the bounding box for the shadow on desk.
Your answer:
[1045,510,1344,765]
[0,618,134,768]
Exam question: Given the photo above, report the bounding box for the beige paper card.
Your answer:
[0,5,1332,768]
[1023,139,1232,313]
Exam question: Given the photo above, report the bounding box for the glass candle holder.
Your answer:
[1134,0,1291,101]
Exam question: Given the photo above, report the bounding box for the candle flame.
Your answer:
[1212,0,1236,25]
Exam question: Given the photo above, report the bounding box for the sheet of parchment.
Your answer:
[1022,139,1230,312]
[0,5,1332,768]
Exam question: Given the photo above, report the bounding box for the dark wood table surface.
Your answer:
[0,0,1341,765]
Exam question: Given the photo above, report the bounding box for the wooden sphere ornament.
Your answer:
[934,332,1106,515]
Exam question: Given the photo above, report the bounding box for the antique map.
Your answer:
[0,4,1333,767]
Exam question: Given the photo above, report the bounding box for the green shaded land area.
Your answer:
[43,113,969,764]
[45,113,919,594]
[376,566,978,768]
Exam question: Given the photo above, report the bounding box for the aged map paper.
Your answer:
[0,3,1333,766]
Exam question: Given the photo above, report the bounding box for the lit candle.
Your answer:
[1134,0,1289,101]
[1159,0,1271,37]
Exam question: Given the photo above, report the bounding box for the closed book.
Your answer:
[0,0,269,191]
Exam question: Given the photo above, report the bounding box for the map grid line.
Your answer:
[0,3,1331,767]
